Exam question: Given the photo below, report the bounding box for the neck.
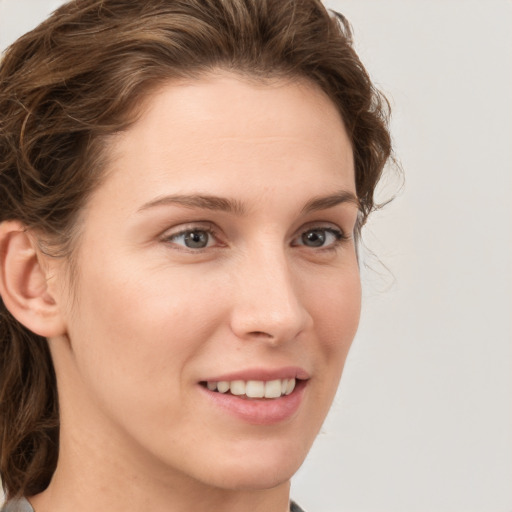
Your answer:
[31,477,291,512]
[29,393,291,512]
[30,441,291,512]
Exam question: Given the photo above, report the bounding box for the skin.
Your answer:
[28,72,361,512]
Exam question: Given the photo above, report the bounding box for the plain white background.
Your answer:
[1,1,511,511]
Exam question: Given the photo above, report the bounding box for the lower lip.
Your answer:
[199,380,307,425]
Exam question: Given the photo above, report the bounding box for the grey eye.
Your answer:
[168,229,213,249]
[297,228,343,248]
[301,229,327,247]
[182,230,210,248]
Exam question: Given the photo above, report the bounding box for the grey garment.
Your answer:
[290,500,307,512]
[0,498,34,512]
[2,497,306,512]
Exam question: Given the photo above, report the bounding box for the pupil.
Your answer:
[303,230,325,247]
[185,231,208,248]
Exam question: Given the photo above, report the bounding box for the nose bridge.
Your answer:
[230,241,310,343]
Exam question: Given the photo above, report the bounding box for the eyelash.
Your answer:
[161,224,219,251]
[161,224,349,252]
[292,227,349,250]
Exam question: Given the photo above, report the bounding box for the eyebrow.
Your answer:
[138,194,247,215]
[301,190,360,213]
[138,189,360,216]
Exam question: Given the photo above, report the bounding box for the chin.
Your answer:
[191,437,311,491]
[204,459,301,491]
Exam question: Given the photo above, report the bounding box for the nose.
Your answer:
[229,248,312,344]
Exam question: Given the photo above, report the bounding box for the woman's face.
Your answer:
[51,73,361,491]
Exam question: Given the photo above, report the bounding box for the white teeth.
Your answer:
[217,381,229,393]
[246,380,265,398]
[205,378,297,398]
[264,379,282,399]
[285,378,296,395]
[230,380,246,396]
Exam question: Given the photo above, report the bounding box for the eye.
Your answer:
[294,227,345,248]
[165,228,216,249]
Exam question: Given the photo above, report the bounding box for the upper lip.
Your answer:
[202,366,310,382]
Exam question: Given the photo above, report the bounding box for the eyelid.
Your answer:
[291,223,350,249]
[159,221,351,252]
[296,221,349,238]
[160,222,224,250]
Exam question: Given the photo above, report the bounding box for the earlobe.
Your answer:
[0,221,66,338]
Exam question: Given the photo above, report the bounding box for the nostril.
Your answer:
[248,331,274,338]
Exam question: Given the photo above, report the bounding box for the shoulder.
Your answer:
[0,498,34,512]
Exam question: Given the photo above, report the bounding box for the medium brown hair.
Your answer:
[0,0,392,499]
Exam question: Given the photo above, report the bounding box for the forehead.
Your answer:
[91,73,355,214]
[137,73,346,137]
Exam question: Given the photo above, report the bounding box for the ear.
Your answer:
[0,221,67,338]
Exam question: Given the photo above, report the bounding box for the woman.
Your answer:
[0,1,392,511]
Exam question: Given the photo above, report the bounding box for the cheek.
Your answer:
[310,263,361,348]
[306,265,361,395]
[65,257,222,413]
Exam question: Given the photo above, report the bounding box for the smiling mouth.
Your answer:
[200,378,298,399]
